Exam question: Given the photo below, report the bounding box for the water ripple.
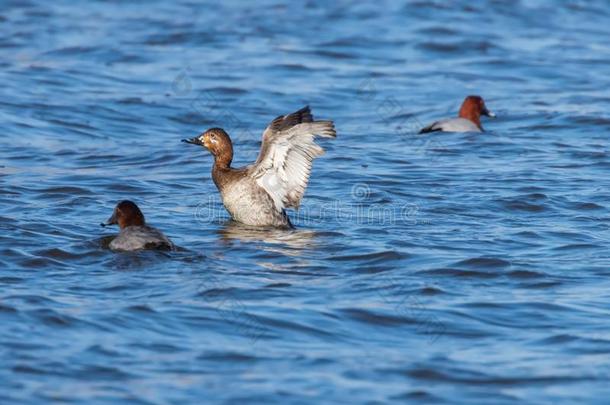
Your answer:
[2,0,610,403]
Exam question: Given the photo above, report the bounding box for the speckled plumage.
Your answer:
[109,225,173,251]
[218,174,291,227]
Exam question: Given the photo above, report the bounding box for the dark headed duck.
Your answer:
[419,95,495,133]
[101,200,173,251]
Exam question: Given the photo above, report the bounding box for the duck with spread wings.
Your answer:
[183,106,336,228]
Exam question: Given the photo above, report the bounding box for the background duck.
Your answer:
[183,106,336,228]
[101,200,174,251]
[419,95,495,133]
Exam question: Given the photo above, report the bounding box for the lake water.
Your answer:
[2,0,610,403]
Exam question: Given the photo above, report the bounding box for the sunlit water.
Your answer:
[2,1,610,403]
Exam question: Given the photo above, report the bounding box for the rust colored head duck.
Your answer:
[182,106,336,228]
[419,95,495,133]
[101,200,173,251]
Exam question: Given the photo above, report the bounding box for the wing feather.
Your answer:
[251,107,336,210]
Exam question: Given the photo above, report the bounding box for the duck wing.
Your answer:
[250,106,336,210]
[418,120,445,134]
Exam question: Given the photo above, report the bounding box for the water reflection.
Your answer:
[217,220,318,256]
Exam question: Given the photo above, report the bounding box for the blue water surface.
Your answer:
[1,0,610,403]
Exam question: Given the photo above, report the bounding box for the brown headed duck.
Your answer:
[101,200,173,251]
[419,95,495,133]
[182,106,336,228]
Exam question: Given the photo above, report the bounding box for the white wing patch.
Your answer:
[253,121,335,211]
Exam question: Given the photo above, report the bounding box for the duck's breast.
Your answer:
[220,177,287,226]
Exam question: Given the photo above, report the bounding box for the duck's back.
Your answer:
[421,117,481,133]
[109,225,173,251]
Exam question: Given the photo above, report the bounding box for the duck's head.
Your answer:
[459,95,495,128]
[101,200,145,229]
[182,128,233,167]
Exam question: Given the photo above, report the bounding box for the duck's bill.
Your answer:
[482,107,496,118]
[100,212,117,227]
[181,137,203,145]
